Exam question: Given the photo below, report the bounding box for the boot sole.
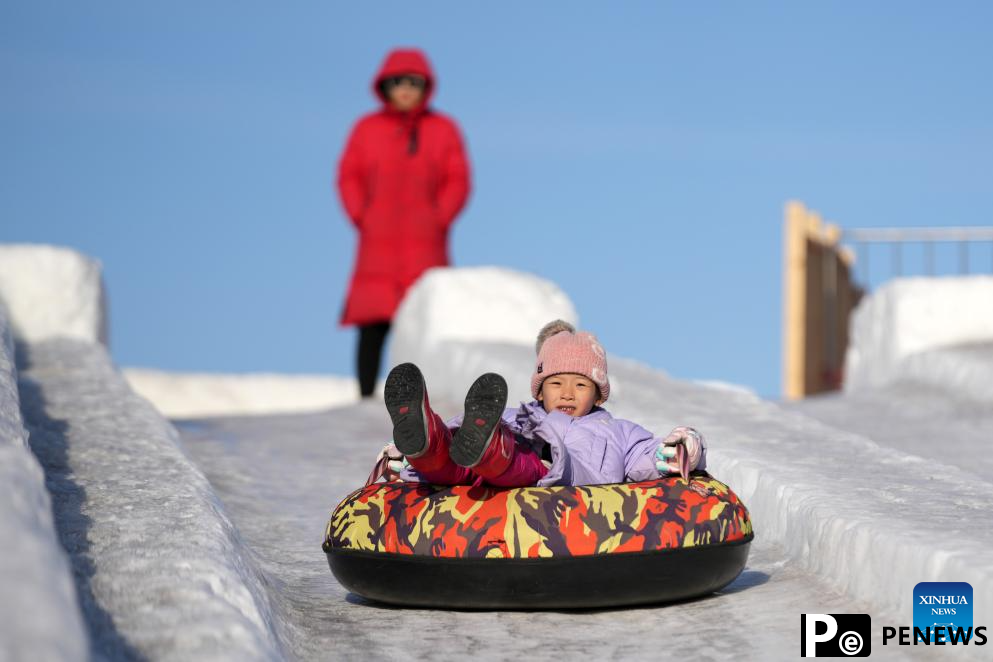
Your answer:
[384,363,429,458]
[450,373,508,468]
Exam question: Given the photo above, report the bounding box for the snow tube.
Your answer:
[323,474,753,609]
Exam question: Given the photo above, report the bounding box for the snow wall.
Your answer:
[0,244,284,659]
[0,244,108,345]
[845,275,993,402]
[390,266,578,403]
[392,267,993,629]
[0,302,89,661]
[0,243,357,417]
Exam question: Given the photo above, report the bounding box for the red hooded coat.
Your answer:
[337,49,471,326]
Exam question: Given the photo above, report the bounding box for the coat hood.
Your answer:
[372,48,436,109]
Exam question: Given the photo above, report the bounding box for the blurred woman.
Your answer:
[337,48,471,398]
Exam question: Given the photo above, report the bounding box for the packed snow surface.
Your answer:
[786,378,993,482]
[177,403,939,661]
[0,244,108,345]
[171,357,987,658]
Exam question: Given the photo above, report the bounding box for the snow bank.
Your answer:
[124,368,360,418]
[845,276,993,399]
[390,266,578,401]
[0,244,108,345]
[391,267,993,628]
[0,305,88,661]
[885,341,993,405]
[122,267,576,420]
[18,339,284,660]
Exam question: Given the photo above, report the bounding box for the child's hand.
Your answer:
[377,442,409,482]
[654,426,707,477]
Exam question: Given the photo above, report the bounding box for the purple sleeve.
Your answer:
[619,420,661,482]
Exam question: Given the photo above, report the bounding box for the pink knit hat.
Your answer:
[530,320,610,402]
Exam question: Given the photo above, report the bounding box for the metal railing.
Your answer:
[844,227,993,282]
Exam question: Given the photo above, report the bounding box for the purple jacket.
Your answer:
[404,401,663,486]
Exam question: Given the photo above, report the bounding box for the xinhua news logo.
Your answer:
[913,582,972,643]
[801,614,871,657]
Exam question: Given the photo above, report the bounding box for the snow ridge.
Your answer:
[0,244,108,345]
[0,305,88,662]
[16,337,286,661]
[609,358,991,628]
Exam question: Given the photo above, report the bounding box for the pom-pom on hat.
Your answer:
[531,320,610,402]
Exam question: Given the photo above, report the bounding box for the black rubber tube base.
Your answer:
[326,536,751,610]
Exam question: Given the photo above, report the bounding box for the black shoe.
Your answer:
[384,363,429,458]
[450,373,509,468]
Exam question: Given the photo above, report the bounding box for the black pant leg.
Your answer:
[357,322,391,397]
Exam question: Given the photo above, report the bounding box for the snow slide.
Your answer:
[4,244,992,659]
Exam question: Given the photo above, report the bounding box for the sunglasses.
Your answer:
[383,75,427,90]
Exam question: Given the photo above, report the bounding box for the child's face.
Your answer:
[538,373,602,417]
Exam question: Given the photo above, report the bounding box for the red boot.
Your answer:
[384,363,452,474]
[450,373,516,479]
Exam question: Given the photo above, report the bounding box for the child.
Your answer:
[376,320,707,487]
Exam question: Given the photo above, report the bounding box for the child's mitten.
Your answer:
[367,442,409,485]
[654,426,707,478]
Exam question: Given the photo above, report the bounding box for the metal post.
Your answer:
[960,241,969,275]
[892,242,901,277]
[926,241,935,276]
[855,241,869,287]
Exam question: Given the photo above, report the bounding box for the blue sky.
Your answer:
[3,2,992,398]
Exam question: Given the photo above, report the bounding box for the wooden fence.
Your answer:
[781,201,862,400]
